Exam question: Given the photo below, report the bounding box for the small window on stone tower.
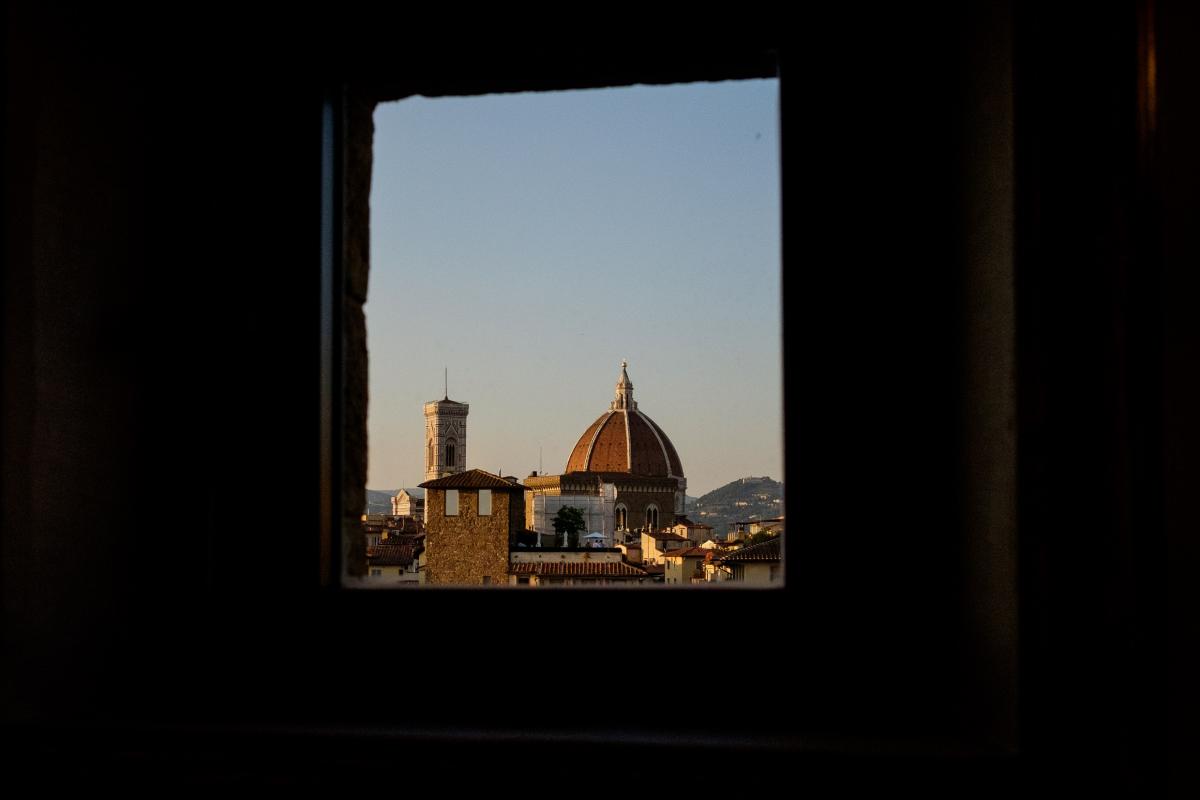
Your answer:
[357,74,783,589]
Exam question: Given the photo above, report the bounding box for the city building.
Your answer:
[525,362,687,547]
[390,487,425,517]
[419,469,526,586]
[640,528,692,565]
[424,392,468,482]
[362,514,388,547]
[509,548,648,586]
[717,537,783,586]
[365,540,425,585]
[662,546,709,585]
[362,514,424,547]
[671,515,714,545]
[748,517,784,537]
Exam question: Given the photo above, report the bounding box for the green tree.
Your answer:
[552,506,587,547]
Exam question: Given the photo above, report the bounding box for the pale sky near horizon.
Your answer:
[366,79,781,498]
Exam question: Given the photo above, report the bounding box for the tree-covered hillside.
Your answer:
[687,476,783,539]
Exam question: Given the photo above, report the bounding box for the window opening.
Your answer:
[357,78,783,588]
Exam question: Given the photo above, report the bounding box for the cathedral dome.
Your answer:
[565,362,684,479]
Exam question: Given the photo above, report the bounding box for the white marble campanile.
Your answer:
[424,383,468,482]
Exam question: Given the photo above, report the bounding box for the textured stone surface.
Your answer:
[424,488,523,586]
[342,90,376,578]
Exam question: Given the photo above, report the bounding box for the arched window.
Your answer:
[645,504,658,530]
[445,437,457,468]
[615,504,628,530]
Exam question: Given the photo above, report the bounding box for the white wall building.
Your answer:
[526,479,616,547]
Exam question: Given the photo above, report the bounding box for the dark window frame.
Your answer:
[316,31,1046,761]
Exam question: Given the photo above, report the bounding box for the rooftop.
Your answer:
[509,562,649,578]
[419,469,525,490]
[719,537,782,563]
[366,544,423,567]
[563,363,684,479]
[662,547,710,559]
[645,530,691,543]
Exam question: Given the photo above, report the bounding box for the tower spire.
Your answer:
[611,359,636,411]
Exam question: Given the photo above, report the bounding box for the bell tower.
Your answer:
[424,377,469,481]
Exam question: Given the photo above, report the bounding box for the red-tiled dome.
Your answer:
[565,363,684,478]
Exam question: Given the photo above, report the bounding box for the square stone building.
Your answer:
[419,469,526,586]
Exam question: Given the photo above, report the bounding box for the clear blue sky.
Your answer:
[367,79,781,497]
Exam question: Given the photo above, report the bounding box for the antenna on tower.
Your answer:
[444,367,448,400]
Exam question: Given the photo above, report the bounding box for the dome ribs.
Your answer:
[641,413,684,477]
[565,413,610,473]
[626,410,670,477]
[562,365,684,480]
[584,412,629,473]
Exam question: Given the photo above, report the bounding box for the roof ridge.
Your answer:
[623,409,632,471]
[719,535,782,562]
[633,409,671,478]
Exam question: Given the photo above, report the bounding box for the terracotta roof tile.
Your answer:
[643,413,684,477]
[419,469,524,490]
[719,538,782,563]
[626,411,669,476]
[509,562,648,578]
[563,382,684,480]
[594,412,631,472]
[367,544,423,567]
[566,413,612,473]
[382,533,424,547]
[661,547,709,559]
[647,530,691,543]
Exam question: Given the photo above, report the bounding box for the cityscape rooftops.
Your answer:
[719,537,781,563]
[661,547,710,559]
[509,562,649,578]
[366,544,423,567]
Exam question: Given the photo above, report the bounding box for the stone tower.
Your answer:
[424,389,469,482]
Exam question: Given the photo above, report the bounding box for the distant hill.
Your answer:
[686,476,783,539]
[364,479,783,535]
[364,489,397,515]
